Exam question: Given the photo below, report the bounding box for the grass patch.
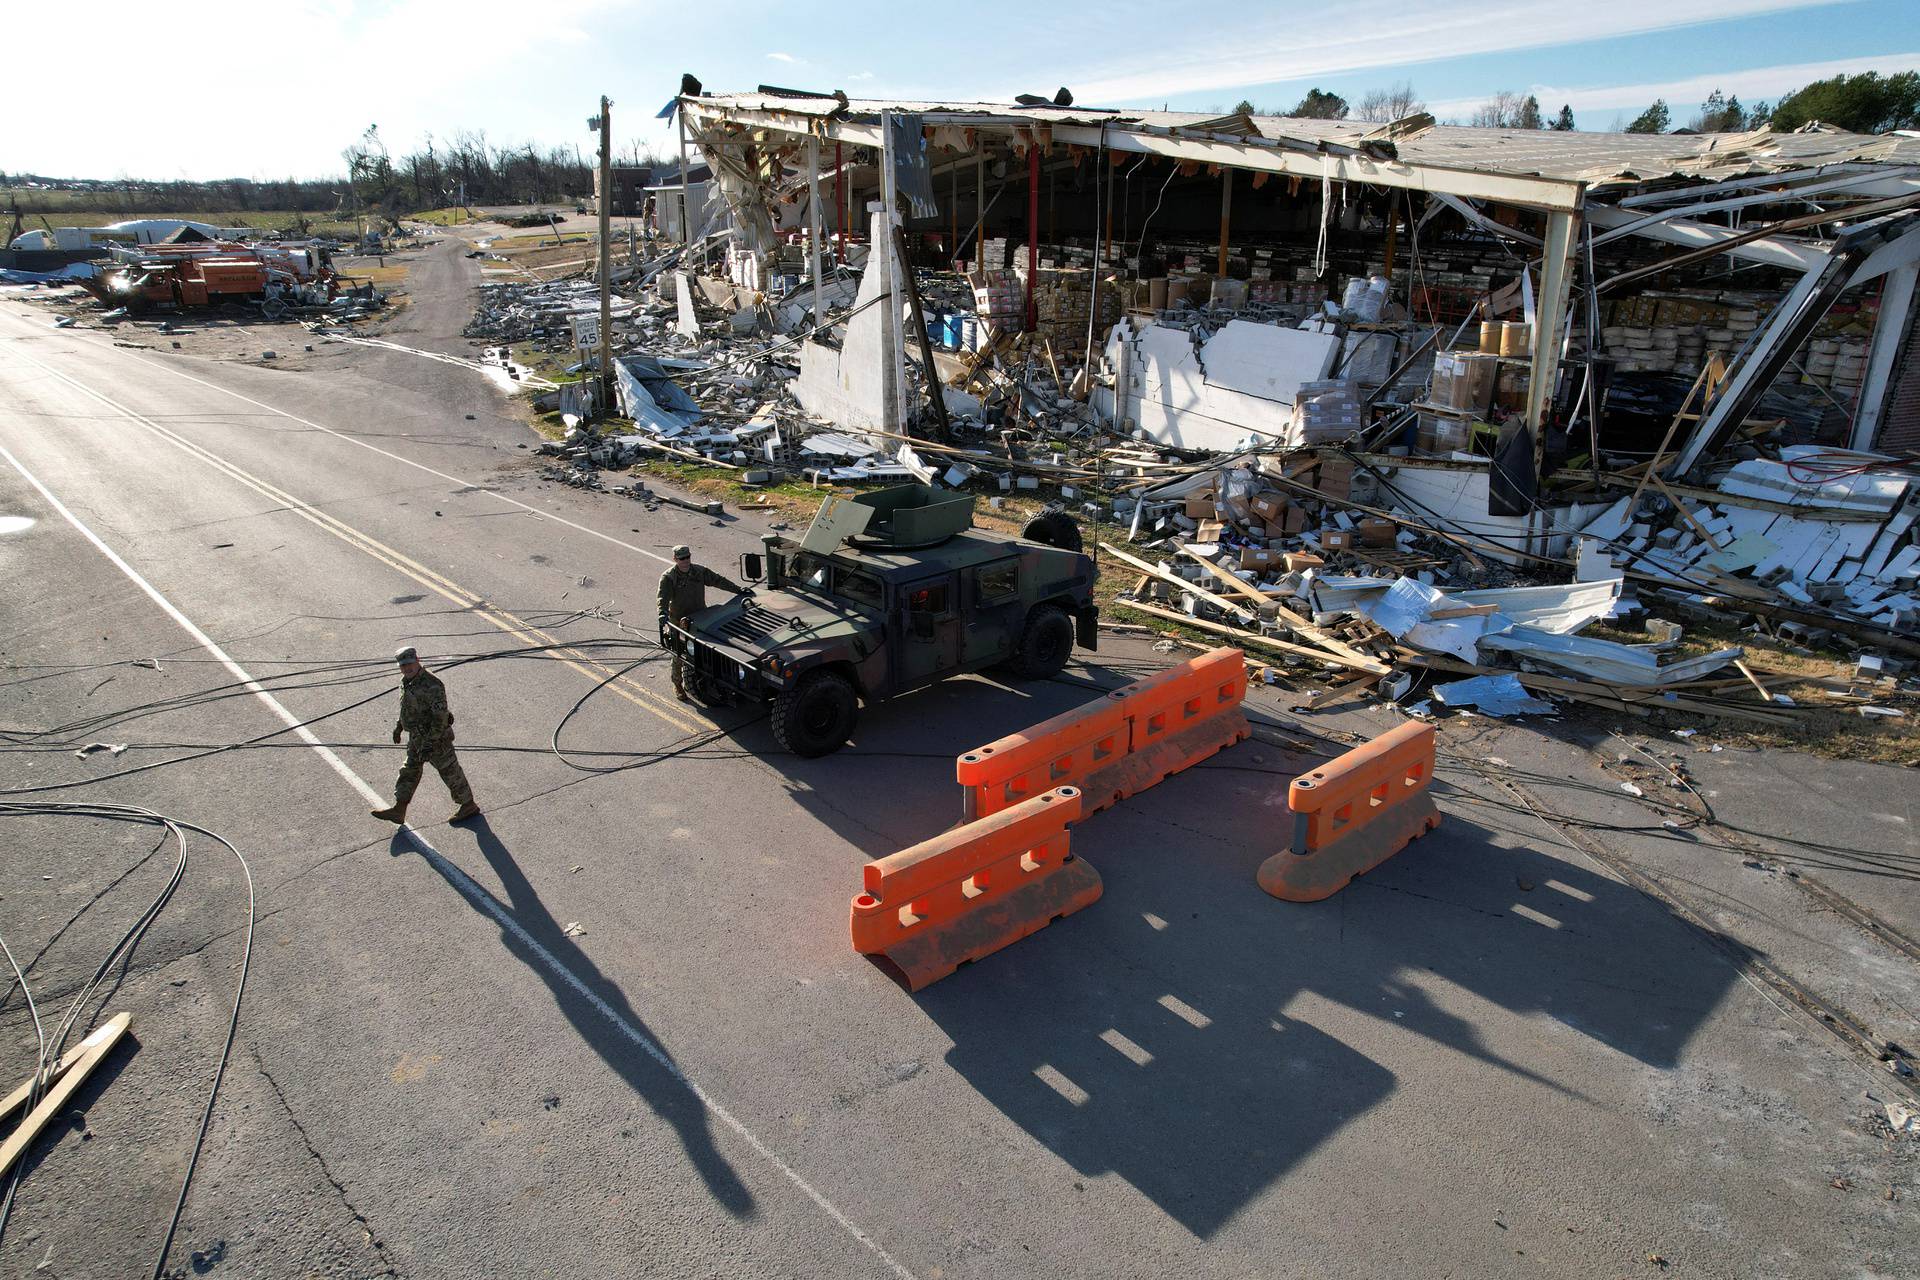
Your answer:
[510,341,586,384]
[623,461,1071,535]
[4,200,360,239]
[407,207,482,227]
[337,263,410,290]
[481,237,598,273]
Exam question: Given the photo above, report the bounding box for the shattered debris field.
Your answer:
[2,95,1918,1280]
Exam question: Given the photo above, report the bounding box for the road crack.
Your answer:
[251,1050,405,1278]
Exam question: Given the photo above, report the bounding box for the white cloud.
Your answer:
[1425,51,1920,122]
[847,71,875,82]
[767,51,798,63]
[1055,0,1841,103]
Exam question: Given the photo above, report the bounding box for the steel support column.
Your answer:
[1525,209,1579,479]
[1852,261,1917,450]
[805,135,825,329]
[1026,140,1040,331]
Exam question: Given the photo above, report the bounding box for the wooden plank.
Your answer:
[1118,599,1393,675]
[1101,542,1256,624]
[1733,659,1777,703]
[1306,671,1380,709]
[1648,471,1724,551]
[1628,360,1713,510]
[1,1037,99,1127]
[0,1013,130,1178]
[1176,545,1268,607]
[1169,544,1387,670]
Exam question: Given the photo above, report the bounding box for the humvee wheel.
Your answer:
[772,670,859,757]
[1021,510,1083,553]
[1009,604,1074,678]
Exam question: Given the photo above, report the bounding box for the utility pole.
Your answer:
[594,95,615,416]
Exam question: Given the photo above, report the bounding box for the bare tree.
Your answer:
[1468,91,1548,129]
[1355,82,1425,123]
[1469,91,1526,128]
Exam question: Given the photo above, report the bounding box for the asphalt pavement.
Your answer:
[1,243,1914,1279]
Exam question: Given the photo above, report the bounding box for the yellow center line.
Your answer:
[14,350,708,736]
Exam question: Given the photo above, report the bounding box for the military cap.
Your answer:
[394,645,419,665]
[672,545,692,560]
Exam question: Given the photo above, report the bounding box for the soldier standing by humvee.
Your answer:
[371,646,480,825]
[657,544,745,702]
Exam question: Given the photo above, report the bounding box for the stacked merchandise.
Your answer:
[1599,290,1876,393]
[1292,380,1365,443]
[1012,264,1123,348]
[975,237,1012,272]
[968,268,1026,334]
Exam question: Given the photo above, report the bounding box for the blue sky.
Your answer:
[5,0,1916,181]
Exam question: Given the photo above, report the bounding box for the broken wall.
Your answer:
[1100,319,1340,452]
[790,209,905,432]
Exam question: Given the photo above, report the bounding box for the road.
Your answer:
[1,246,1914,1279]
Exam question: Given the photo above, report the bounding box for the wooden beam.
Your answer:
[1171,545,1389,670]
[1306,671,1380,709]
[1102,541,1256,624]
[1733,659,1777,703]
[1649,470,1724,551]
[0,1013,130,1179]
[1119,598,1393,675]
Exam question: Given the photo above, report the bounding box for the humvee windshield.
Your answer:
[784,553,884,610]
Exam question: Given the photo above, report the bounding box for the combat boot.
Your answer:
[370,802,408,824]
[450,800,481,822]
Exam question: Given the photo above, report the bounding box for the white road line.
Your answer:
[6,346,703,733]
[0,441,916,1280]
[46,330,674,567]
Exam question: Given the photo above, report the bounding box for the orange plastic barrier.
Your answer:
[957,648,1249,819]
[850,786,1097,990]
[955,701,1129,820]
[1258,721,1440,902]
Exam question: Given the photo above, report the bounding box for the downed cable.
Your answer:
[0,803,254,1280]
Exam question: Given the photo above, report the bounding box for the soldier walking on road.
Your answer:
[658,544,745,702]
[372,646,480,825]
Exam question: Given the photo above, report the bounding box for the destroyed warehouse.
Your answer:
[509,87,1920,726]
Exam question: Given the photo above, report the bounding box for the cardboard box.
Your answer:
[1284,551,1325,572]
[1249,490,1289,521]
[1316,458,1354,500]
[1358,517,1397,548]
[1239,547,1280,571]
[1184,492,1217,519]
[1321,529,1356,551]
[1283,505,1309,534]
[1196,519,1226,543]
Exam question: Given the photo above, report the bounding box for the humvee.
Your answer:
[661,484,1098,757]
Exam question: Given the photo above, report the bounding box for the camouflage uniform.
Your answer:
[392,669,474,809]
[658,561,741,697]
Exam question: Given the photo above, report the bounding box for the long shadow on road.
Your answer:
[630,655,1753,1238]
[400,818,756,1219]
[910,796,1750,1237]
